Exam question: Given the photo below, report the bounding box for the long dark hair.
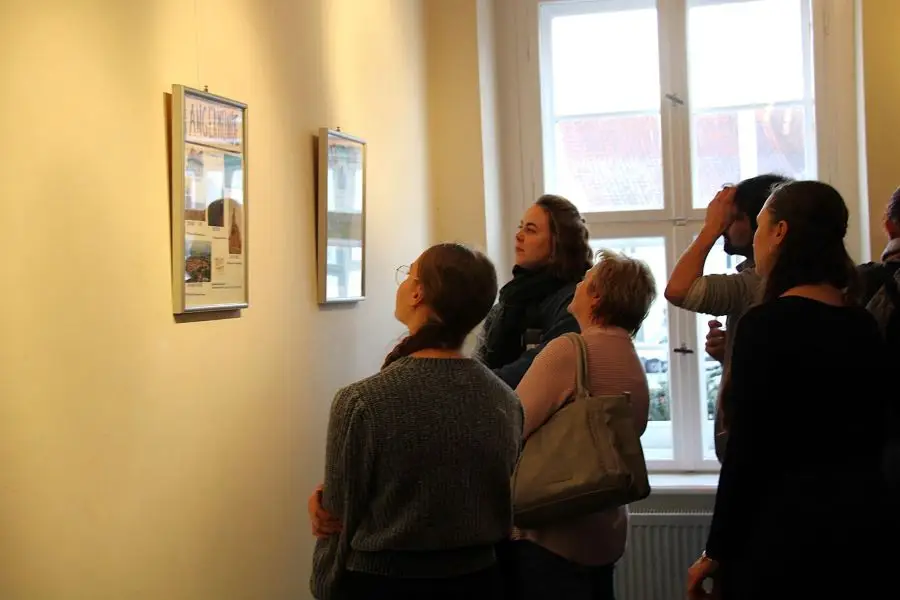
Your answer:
[382,243,498,369]
[760,180,858,303]
[534,194,593,282]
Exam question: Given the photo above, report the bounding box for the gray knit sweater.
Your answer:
[310,357,523,599]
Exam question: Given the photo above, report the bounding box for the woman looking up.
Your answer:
[310,243,523,600]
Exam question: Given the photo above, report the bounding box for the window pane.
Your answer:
[688,0,815,208]
[555,116,663,213]
[590,237,672,461]
[550,9,660,115]
[545,6,663,213]
[694,238,742,460]
[692,105,811,204]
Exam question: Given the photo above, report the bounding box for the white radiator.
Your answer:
[614,511,712,600]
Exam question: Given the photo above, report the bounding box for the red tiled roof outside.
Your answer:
[555,105,808,211]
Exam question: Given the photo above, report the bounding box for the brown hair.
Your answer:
[587,250,657,336]
[760,180,858,303]
[382,243,498,369]
[534,194,593,282]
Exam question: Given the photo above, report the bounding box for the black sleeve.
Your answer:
[492,303,580,389]
[705,307,778,561]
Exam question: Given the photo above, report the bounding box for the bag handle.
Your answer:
[564,332,591,396]
[564,333,633,409]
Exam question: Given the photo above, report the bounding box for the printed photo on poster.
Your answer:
[316,128,366,305]
[229,201,244,255]
[224,153,244,255]
[328,142,363,213]
[170,85,249,314]
[185,240,212,283]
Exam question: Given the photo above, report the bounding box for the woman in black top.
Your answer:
[475,195,593,388]
[687,181,892,600]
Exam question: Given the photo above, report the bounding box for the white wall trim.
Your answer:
[813,0,868,262]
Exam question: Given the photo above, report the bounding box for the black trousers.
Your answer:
[498,539,615,600]
[337,565,505,600]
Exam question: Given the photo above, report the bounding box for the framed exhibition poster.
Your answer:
[170,85,249,314]
[317,128,366,304]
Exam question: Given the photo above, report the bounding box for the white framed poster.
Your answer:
[317,128,366,304]
[170,85,249,314]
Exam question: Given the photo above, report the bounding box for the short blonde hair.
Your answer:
[586,249,657,336]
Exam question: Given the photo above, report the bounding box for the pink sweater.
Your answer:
[515,325,650,566]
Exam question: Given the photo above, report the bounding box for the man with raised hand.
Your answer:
[665,174,790,462]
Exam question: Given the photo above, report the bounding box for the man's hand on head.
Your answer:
[702,186,737,239]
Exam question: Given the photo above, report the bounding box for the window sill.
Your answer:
[648,473,718,494]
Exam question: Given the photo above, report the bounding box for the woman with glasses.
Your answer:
[475,195,593,389]
[308,243,523,600]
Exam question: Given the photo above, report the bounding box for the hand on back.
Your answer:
[308,484,343,539]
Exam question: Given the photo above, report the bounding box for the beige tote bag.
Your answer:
[512,332,651,529]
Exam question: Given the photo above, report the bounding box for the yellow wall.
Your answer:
[860,0,900,259]
[425,0,489,247]
[0,0,429,598]
[424,0,513,283]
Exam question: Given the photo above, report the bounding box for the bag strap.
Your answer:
[564,333,632,407]
[564,332,591,396]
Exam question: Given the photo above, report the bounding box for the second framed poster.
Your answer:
[171,85,249,314]
[317,128,366,304]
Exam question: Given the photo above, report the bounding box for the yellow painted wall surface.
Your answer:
[0,0,429,598]
[861,0,900,258]
[424,0,490,249]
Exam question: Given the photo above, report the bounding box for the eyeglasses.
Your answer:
[395,264,410,285]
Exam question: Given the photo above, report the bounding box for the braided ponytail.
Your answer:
[381,319,465,370]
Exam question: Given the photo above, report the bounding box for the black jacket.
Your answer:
[474,283,579,389]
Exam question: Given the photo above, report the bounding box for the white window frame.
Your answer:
[507,0,863,472]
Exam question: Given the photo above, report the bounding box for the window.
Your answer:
[524,0,859,471]
[590,237,672,460]
[546,5,664,212]
[687,0,816,206]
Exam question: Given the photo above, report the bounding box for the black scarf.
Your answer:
[481,266,569,369]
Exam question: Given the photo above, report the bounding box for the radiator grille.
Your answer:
[614,511,712,600]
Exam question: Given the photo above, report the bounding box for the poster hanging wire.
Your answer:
[194,0,205,91]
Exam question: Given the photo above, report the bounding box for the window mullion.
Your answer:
[658,0,698,470]
[657,0,691,221]
[538,4,556,197]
